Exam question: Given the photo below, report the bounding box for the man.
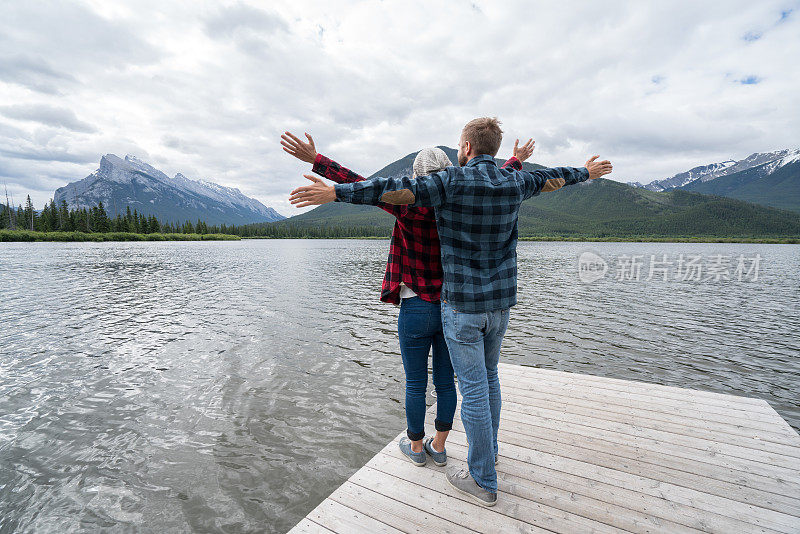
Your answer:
[289,117,612,506]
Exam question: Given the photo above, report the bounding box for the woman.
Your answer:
[280,132,533,466]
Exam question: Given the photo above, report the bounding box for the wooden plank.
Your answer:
[306,499,403,534]
[494,398,800,476]
[329,480,475,534]
[497,370,778,421]
[492,394,800,467]
[447,442,780,533]
[287,518,336,533]
[498,372,782,422]
[377,443,705,534]
[496,399,800,491]
[499,390,800,455]
[499,378,797,439]
[499,363,770,408]
[360,452,552,533]
[435,423,800,533]
[426,413,800,529]
[444,440,784,534]
[346,467,489,533]
[371,448,629,534]
[495,384,799,446]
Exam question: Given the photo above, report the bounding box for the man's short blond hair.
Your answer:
[462,117,503,157]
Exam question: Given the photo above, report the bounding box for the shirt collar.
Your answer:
[465,154,497,168]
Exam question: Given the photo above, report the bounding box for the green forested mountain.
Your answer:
[515,178,800,237]
[260,148,800,239]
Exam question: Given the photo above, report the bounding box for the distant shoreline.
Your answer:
[241,235,800,244]
[0,230,240,242]
[2,230,797,244]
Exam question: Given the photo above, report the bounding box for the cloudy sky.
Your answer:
[1,1,798,216]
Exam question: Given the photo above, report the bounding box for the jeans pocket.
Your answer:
[449,310,482,344]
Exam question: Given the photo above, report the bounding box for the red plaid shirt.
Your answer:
[313,153,522,304]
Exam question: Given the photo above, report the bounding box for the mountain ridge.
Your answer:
[627,149,800,213]
[54,154,284,225]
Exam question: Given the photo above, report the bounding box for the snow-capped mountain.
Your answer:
[632,149,799,192]
[628,149,800,213]
[54,154,284,225]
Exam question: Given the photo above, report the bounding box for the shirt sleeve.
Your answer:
[313,154,403,217]
[519,166,590,200]
[334,170,450,208]
[501,156,522,170]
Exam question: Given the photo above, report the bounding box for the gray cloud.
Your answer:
[0,54,77,95]
[0,1,161,69]
[204,3,288,41]
[0,104,97,133]
[0,147,96,164]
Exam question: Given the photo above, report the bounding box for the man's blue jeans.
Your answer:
[398,296,457,441]
[440,300,510,493]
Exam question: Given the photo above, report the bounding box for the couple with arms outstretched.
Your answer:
[281,117,612,507]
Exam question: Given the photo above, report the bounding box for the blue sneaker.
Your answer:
[399,437,427,466]
[423,437,447,466]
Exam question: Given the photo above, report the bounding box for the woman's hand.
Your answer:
[513,138,535,162]
[289,175,336,207]
[281,131,317,163]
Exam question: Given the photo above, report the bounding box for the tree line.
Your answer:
[1,196,225,235]
[0,196,394,238]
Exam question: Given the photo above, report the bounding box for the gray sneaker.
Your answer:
[446,467,497,507]
[423,437,447,466]
[399,437,427,466]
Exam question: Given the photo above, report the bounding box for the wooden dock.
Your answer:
[288,362,800,533]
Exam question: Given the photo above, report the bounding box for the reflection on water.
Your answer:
[1,239,798,533]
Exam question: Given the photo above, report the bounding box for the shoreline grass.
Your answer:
[0,230,241,242]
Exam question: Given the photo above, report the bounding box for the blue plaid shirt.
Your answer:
[334,154,590,312]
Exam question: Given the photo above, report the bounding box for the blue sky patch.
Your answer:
[739,75,761,85]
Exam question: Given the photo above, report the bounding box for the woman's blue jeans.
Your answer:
[397,296,457,441]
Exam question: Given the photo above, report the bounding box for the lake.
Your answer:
[1,239,798,533]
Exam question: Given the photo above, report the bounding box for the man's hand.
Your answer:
[289,175,336,207]
[281,131,317,164]
[584,155,613,180]
[513,138,535,162]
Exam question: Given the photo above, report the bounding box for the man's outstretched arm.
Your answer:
[520,155,612,199]
[290,170,450,208]
[281,131,405,216]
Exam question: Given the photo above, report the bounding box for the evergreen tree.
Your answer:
[0,204,9,229]
[24,195,35,231]
[92,201,110,232]
[59,200,71,231]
